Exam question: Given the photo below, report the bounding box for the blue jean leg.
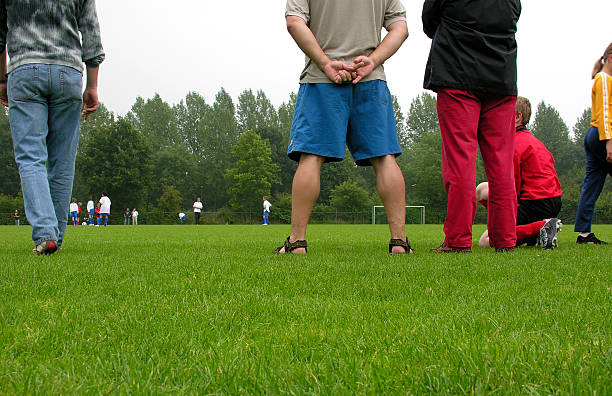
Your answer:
[8,64,82,247]
[574,127,612,232]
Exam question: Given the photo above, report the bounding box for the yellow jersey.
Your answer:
[591,72,612,140]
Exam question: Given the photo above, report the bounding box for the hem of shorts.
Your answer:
[353,151,402,167]
[288,150,343,163]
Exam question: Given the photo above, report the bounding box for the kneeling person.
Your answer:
[477,97,562,249]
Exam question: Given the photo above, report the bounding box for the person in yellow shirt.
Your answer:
[574,42,612,244]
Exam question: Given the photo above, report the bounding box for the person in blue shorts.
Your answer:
[275,0,413,254]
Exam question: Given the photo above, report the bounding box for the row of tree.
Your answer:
[0,88,610,225]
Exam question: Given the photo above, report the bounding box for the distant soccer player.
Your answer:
[476,97,562,250]
[277,0,412,254]
[97,193,111,226]
[178,212,186,225]
[87,197,95,225]
[0,0,104,254]
[69,198,79,226]
[193,197,203,225]
[262,196,271,225]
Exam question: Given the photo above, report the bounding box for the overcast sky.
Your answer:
[95,1,611,132]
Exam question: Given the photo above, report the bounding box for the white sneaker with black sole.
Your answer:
[536,218,562,250]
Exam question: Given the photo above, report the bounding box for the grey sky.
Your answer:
[95,1,611,132]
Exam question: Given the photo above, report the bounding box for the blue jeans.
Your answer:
[8,64,83,247]
[574,126,612,232]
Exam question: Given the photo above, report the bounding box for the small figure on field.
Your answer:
[87,197,95,225]
[476,97,563,250]
[13,209,19,226]
[262,196,271,225]
[193,197,203,225]
[278,0,413,254]
[131,208,139,225]
[124,208,131,225]
[97,193,111,227]
[423,0,521,253]
[94,202,101,225]
[69,198,79,226]
[0,0,105,254]
[178,212,186,225]
[77,201,83,224]
[574,42,612,245]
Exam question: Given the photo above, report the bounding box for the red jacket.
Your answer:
[514,126,562,201]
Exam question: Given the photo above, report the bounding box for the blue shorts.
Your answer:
[88,209,94,215]
[288,80,401,166]
[263,211,270,217]
[100,213,109,217]
[70,211,78,218]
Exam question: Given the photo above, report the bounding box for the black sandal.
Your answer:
[274,236,308,254]
[389,238,414,254]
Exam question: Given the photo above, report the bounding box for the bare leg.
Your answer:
[279,154,324,254]
[371,155,409,254]
[476,182,491,247]
[478,229,491,247]
[475,182,489,202]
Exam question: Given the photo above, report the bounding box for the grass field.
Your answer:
[1,224,611,394]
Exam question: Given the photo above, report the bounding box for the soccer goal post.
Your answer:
[372,205,425,225]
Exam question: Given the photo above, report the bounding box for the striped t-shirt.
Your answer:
[0,0,105,73]
[591,72,612,140]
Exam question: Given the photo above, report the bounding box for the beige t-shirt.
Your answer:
[286,0,407,84]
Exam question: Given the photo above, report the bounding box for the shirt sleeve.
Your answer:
[285,0,309,24]
[594,73,612,140]
[384,0,407,30]
[79,0,105,67]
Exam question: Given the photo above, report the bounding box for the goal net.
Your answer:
[372,205,425,225]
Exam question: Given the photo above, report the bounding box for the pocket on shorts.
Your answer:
[60,67,83,102]
[8,65,39,101]
[371,81,390,105]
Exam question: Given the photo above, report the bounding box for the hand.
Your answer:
[0,82,8,107]
[82,87,98,120]
[606,139,612,163]
[322,60,353,84]
[350,56,377,84]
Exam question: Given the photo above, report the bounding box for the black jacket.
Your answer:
[422,0,521,96]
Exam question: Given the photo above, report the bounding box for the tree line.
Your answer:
[0,88,610,225]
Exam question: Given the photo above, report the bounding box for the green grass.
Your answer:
[0,224,611,394]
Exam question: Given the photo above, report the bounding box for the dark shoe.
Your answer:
[495,247,515,252]
[274,236,308,254]
[34,240,58,255]
[537,218,562,250]
[576,233,609,245]
[389,238,414,254]
[429,242,471,253]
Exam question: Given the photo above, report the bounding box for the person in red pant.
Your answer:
[423,0,521,253]
[476,97,563,250]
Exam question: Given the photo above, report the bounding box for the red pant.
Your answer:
[437,89,517,248]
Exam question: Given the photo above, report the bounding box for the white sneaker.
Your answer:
[537,218,562,250]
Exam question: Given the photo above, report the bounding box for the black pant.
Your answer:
[194,212,200,225]
[517,197,562,225]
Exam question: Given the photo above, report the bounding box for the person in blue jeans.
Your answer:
[574,43,612,245]
[0,0,105,255]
